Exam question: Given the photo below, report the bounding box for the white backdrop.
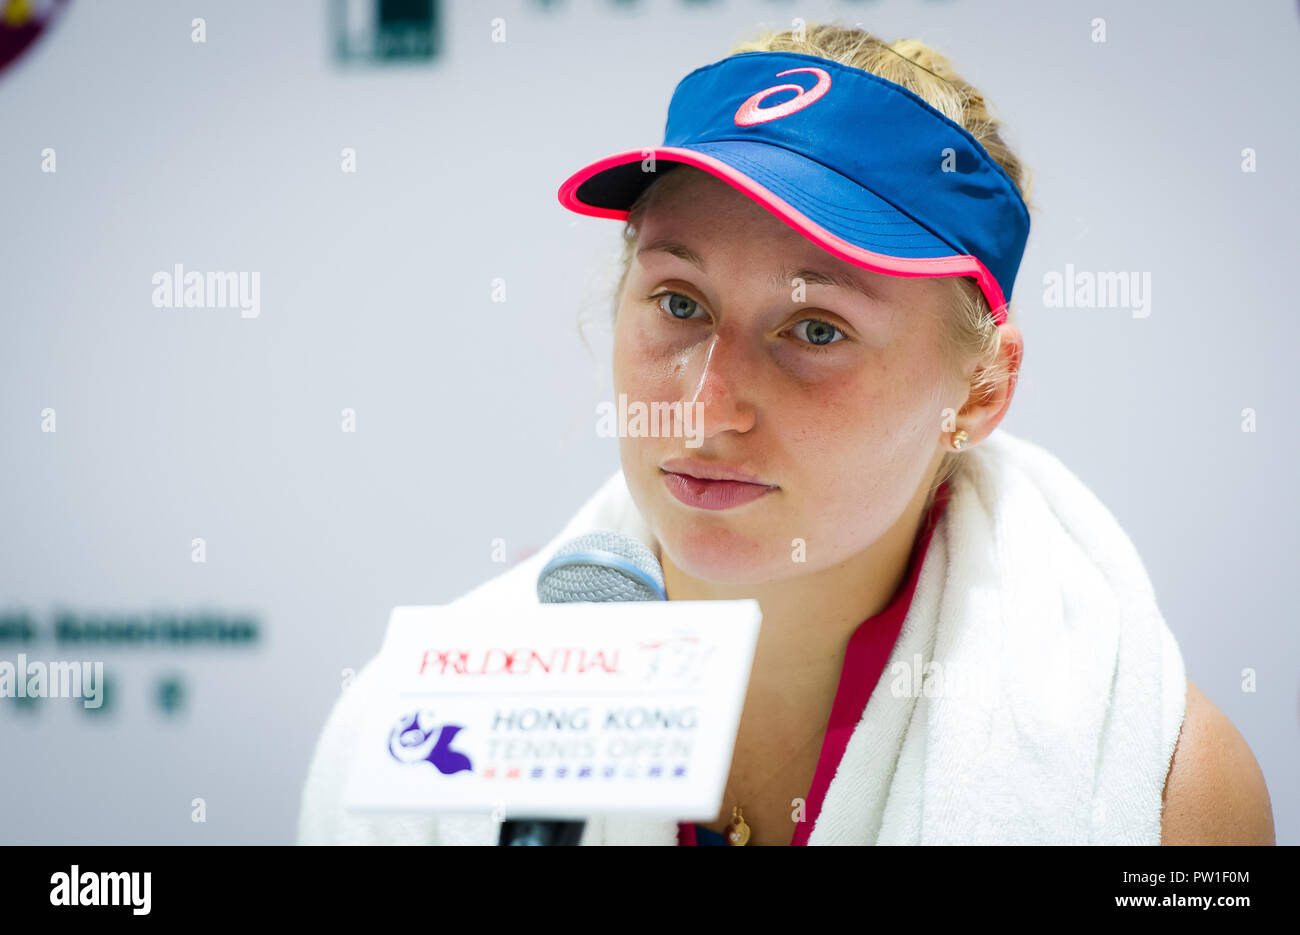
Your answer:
[1,0,1295,844]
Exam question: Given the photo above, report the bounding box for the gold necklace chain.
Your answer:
[717,723,829,845]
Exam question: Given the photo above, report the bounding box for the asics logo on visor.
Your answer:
[733,66,831,126]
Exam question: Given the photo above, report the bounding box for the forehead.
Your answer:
[638,165,792,236]
[634,168,928,303]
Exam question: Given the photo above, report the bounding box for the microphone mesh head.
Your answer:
[536,530,665,603]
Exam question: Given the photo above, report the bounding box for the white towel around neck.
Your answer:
[297,428,1187,845]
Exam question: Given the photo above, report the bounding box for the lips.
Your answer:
[659,458,769,484]
[659,460,776,511]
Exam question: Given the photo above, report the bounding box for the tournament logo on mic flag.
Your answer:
[387,710,473,775]
[345,601,761,817]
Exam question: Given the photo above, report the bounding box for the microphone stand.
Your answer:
[497,818,586,846]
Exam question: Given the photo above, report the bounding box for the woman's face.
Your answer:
[613,167,967,585]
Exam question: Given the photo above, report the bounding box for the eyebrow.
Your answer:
[636,237,884,302]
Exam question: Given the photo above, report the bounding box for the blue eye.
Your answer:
[791,319,846,346]
[655,292,704,320]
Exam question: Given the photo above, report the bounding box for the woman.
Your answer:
[299,23,1274,845]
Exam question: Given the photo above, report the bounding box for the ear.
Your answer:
[955,322,1023,446]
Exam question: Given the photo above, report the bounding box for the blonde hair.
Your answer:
[609,22,1035,502]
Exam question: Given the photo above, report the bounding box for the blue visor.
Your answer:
[558,50,1030,324]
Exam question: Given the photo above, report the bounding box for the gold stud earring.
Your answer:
[952,429,970,450]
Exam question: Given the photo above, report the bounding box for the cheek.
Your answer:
[775,356,942,494]
[613,313,688,399]
[612,317,675,472]
[611,317,638,398]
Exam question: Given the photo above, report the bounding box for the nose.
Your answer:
[683,331,757,438]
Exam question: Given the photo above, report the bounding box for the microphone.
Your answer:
[496,530,666,846]
[536,530,667,604]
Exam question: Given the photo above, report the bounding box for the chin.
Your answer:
[625,460,787,583]
[653,510,785,585]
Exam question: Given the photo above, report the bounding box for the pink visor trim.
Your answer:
[557,147,1009,326]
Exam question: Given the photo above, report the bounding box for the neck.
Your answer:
[660,478,938,700]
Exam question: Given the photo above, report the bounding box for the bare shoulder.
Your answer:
[1160,678,1275,845]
